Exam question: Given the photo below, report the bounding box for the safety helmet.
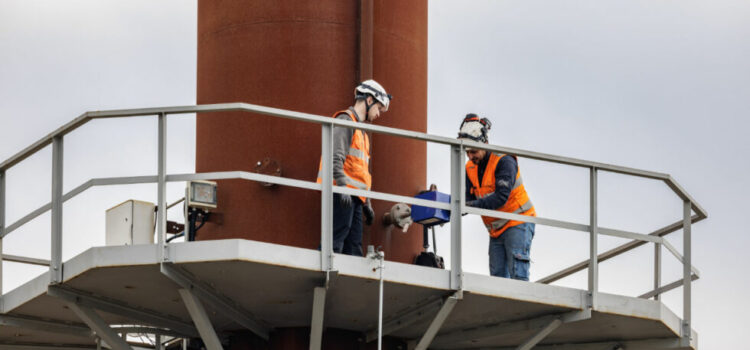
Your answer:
[355,80,392,112]
[457,113,492,144]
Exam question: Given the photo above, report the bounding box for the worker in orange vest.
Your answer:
[316,80,392,256]
[458,114,536,280]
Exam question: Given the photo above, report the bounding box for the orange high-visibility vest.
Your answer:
[466,153,536,238]
[317,110,371,202]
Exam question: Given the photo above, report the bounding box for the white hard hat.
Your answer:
[355,80,392,111]
[457,113,492,144]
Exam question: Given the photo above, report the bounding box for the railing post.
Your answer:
[449,144,464,291]
[0,169,5,296]
[588,167,598,308]
[51,136,64,284]
[654,241,661,300]
[157,113,168,262]
[682,200,692,340]
[320,123,334,272]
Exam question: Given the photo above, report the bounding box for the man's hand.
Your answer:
[364,204,375,225]
[338,194,353,208]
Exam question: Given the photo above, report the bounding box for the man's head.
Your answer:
[457,113,492,164]
[354,80,392,122]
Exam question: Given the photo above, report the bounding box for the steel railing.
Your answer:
[0,102,705,339]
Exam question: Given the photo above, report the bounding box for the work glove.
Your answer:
[363,204,375,226]
[338,193,353,208]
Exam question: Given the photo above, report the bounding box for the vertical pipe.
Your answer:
[377,251,384,350]
[155,334,162,350]
[358,0,373,81]
[449,145,464,291]
[157,113,168,261]
[682,200,692,339]
[654,242,662,300]
[51,136,64,284]
[588,167,598,308]
[0,170,5,296]
[320,124,334,272]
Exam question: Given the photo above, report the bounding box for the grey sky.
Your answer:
[1,1,748,348]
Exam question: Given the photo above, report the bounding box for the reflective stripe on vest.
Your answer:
[466,152,536,238]
[485,200,534,231]
[316,109,372,202]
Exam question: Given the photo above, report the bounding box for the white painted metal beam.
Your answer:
[515,318,562,350]
[160,263,270,340]
[365,296,443,342]
[67,302,133,350]
[177,289,223,350]
[414,292,461,350]
[47,285,198,337]
[309,286,326,350]
[433,309,590,347]
[0,314,92,338]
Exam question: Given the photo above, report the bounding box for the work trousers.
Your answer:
[489,222,535,280]
[332,193,363,256]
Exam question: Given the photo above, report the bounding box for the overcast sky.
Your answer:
[1,1,748,349]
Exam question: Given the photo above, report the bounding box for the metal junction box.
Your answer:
[105,200,156,246]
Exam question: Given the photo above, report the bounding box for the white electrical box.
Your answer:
[106,200,156,246]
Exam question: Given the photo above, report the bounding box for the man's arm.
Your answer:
[332,114,355,186]
[467,156,517,210]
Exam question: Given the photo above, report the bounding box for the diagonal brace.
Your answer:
[67,302,133,350]
[365,296,443,342]
[433,308,590,346]
[47,285,197,337]
[414,292,461,350]
[515,318,562,350]
[160,262,270,340]
[178,289,223,350]
[309,286,326,350]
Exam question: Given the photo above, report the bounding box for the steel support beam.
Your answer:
[515,318,562,350]
[67,302,133,350]
[588,167,598,308]
[450,144,464,290]
[160,263,270,340]
[1,254,50,266]
[47,285,197,337]
[471,337,693,350]
[0,169,5,297]
[0,344,98,350]
[0,314,92,337]
[157,113,168,262]
[50,136,63,284]
[177,289,222,350]
[682,200,692,341]
[309,286,326,350]
[320,124,334,272]
[414,292,460,350]
[433,309,590,346]
[654,241,662,300]
[537,215,700,284]
[365,296,443,342]
[640,274,699,300]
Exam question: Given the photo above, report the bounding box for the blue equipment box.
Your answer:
[411,191,451,226]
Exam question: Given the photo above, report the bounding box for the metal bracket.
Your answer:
[365,295,443,343]
[66,302,133,350]
[47,285,198,337]
[433,308,591,347]
[414,291,461,350]
[160,262,270,340]
[177,288,223,350]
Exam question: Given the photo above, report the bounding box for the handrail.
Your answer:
[0,103,705,337]
[0,103,707,219]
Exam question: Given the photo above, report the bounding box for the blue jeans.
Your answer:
[489,222,535,280]
[332,194,363,256]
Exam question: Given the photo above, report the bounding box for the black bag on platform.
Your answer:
[414,225,445,269]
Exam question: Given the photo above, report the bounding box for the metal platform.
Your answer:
[0,239,695,349]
